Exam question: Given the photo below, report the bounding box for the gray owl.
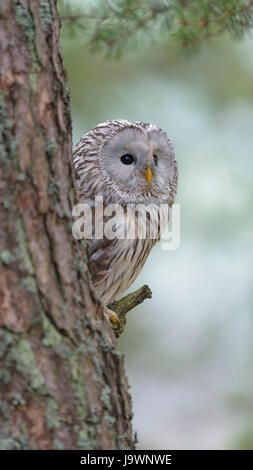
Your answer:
[73,120,178,330]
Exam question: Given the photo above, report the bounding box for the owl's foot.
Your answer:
[103,306,121,337]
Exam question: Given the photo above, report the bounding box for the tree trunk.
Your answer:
[0,0,134,450]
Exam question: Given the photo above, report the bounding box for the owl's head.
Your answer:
[98,121,177,205]
[74,120,178,206]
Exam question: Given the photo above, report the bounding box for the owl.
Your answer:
[73,120,178,332]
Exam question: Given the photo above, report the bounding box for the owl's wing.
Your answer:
[83,203,121,286]
[88,236,118,285]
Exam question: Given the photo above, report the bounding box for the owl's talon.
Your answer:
[110,313,119,325]
[103,307,121,336]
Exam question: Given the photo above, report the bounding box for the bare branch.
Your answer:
[109,285,152,337]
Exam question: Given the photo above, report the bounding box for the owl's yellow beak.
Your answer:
[145,166,152,183]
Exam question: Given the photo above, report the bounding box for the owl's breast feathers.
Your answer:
[87,203,169,305]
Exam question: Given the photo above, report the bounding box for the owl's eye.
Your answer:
[153,154,158,166]
[120,154,134,165]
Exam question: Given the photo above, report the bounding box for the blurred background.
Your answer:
[61,17,253,449]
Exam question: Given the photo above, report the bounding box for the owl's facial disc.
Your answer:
[100,127,173,200]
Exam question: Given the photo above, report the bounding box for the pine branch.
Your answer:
[60,0,253,58]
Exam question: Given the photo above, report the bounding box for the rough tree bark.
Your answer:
[0,0,135,450]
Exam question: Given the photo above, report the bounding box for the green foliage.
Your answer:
[231,426,253,449]
[60,0,253,58]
